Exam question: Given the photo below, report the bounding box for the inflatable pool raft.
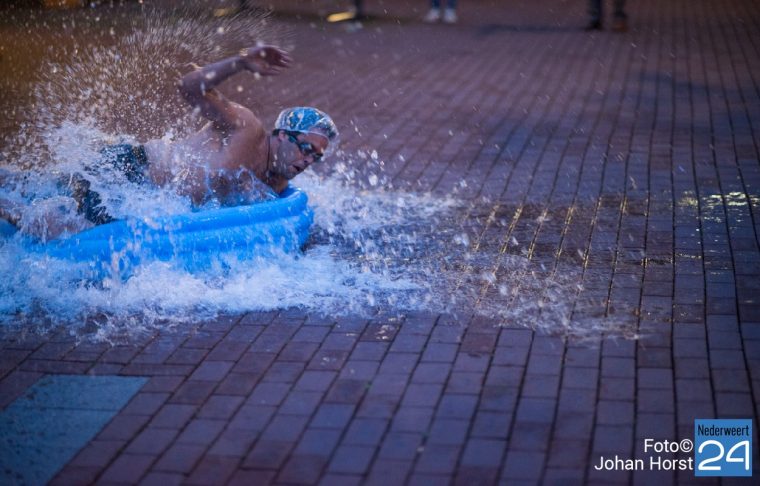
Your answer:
[0,186,313,278]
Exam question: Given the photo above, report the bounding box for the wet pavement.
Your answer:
[1,0,759,484]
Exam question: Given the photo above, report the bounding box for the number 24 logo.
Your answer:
[698,440,751,471]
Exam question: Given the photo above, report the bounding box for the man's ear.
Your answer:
[277,130,287,141]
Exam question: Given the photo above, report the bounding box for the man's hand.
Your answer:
[239,45,292,76]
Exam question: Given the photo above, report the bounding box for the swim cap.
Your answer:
[274,107,338,141]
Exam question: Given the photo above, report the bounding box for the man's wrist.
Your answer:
[239,55,259,74]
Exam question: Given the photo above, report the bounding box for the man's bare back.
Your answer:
[143,111,268,206]
[145,46,288,204]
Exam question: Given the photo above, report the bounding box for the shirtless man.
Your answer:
[0,45,338,239]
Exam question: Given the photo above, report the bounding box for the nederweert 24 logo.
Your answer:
[695,419,753,477]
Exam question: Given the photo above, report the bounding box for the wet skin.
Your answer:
[144,123,328,205]
[144,45,327,203]
[0,45,328,239]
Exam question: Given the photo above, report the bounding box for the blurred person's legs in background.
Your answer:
[586,0,602,30]
[424,0,458,24]
[353,0,366,19]
[586,0,627,31]
[612,0,628,32]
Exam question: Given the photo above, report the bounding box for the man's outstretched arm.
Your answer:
[177,45,292,131]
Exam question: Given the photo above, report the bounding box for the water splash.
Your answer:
[0,6,636,342]
[4,4,287,167]
[0,142,629,342]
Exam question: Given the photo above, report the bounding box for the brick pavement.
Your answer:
[1,0,760,484]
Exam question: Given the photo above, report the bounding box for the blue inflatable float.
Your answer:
[0,186,313,279]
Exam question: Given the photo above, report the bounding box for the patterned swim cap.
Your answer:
[274,107,338,141]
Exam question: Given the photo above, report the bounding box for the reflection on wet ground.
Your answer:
[309,185,648,340]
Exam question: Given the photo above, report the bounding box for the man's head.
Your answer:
[270,107,338,179]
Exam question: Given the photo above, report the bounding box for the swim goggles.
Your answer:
[286,131,324,162]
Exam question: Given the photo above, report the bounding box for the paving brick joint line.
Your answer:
[0,0,759,484]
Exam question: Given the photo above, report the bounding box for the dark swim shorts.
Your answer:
[70,144,150,225]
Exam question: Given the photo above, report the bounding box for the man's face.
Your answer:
[272,131,329,179]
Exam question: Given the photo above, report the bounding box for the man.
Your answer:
[0,45,338,239]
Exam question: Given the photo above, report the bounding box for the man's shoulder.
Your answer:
[229,103,260,124]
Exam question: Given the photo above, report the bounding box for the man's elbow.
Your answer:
[177,77,201,104]
[177,62,206,94]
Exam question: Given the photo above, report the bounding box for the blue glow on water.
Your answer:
[0,127,450,338]
[0,122,629,341]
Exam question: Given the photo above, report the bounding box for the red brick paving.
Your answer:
[1,0,760,484]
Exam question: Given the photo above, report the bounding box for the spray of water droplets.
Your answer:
[0,6,637,343]
[1,140,634,342]
[3,5,288,166]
